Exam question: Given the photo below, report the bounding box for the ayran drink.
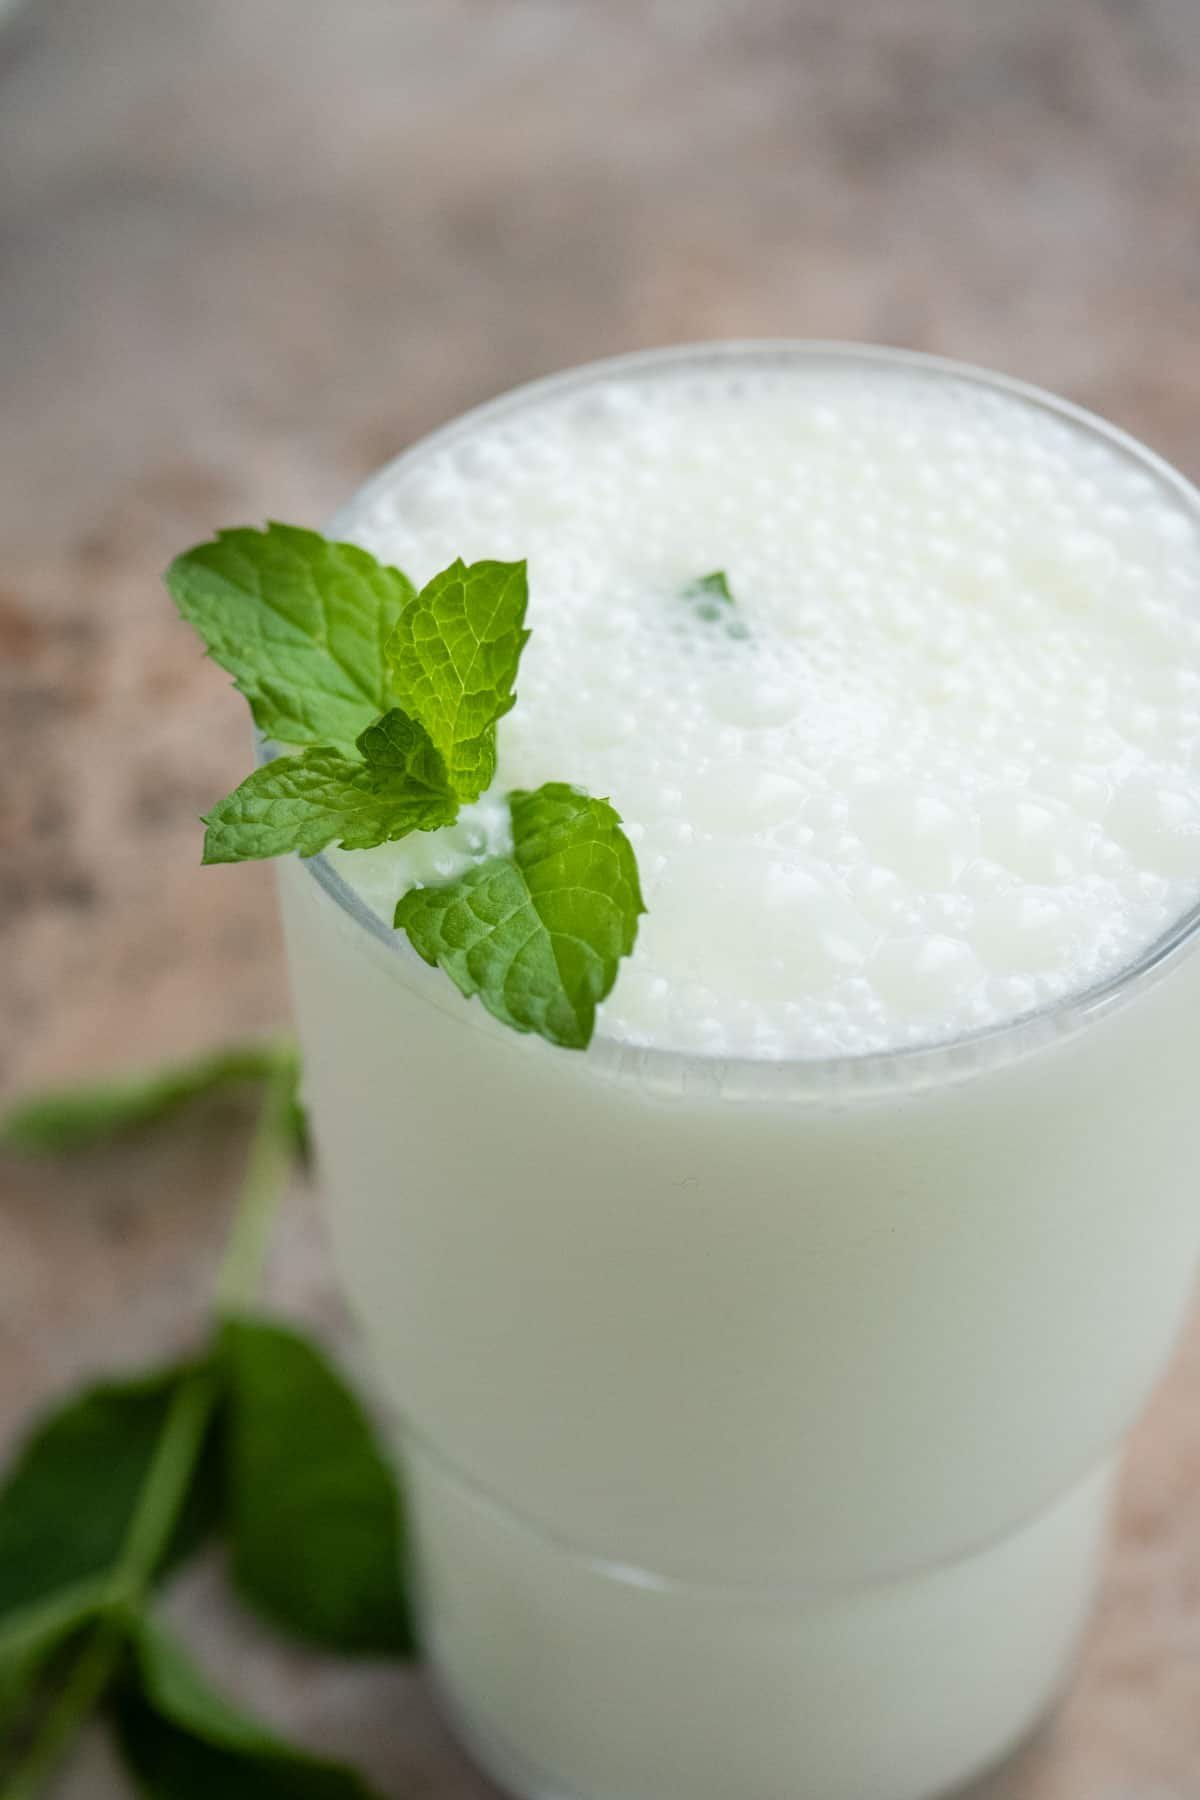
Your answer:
[275,345,1200,1800]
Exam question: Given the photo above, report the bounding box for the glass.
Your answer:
[273,344,1200,1800]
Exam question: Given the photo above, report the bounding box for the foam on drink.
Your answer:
[327,358,1200,1057]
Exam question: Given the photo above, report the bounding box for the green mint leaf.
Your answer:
[386,558,530,802]
[1,1040,298,1154]
[354,704,455,789]
[683,570,735,610]
[395,782,645,1050]
[113,1616,382,1799]
[121,1617,278,1755]
[221,1318,413,1655]
[0,1364,223,1623]
[201,708,458,864]
[166,524,415,752]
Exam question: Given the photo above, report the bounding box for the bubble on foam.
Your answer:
[1106,777,1200,877]
[325,358,1200,1058]
[851,784,975,889]
[977,793,1091,885]
[708,673,803,729]
[869,935,985,1018]
[972,892,1091,975]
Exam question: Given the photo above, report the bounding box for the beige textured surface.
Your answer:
[2,1,1200,1794]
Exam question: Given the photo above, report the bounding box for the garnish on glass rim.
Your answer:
[167,524,646,1050]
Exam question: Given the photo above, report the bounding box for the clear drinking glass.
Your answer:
[274,345,1200,1800]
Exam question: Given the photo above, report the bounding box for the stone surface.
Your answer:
[2,0,1200,1794]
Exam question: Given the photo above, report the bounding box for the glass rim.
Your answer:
[285,339,1200,1095]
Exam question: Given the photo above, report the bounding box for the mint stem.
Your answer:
[1,1622,124,1800]
[0,1061,300,1800]
[215,1059,299,1316]
[110,1370,221,1602]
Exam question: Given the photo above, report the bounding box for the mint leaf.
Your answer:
[682,569,748,637]
[166,525,415,752]
[1,1040,298,1154]
[222,1319,413,1655]
[683,570,735,612]
[202,708,457,864]
[0,1364,223,1621]
[113,1617,382,1799]
[386,558,529,801]
[354,705,453,788]
[395,782,645,1049]
[120,1617,278,1755]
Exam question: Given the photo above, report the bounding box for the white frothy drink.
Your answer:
[276,346,1200,1800]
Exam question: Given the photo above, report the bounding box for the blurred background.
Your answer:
[3,1,1200,1794]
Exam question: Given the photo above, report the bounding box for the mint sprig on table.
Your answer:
[168,523,644,1050]
[0,1045,405,1800]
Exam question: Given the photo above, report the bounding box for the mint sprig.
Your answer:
[0,1051,405,1799]
[396,783,645,1049]
[171,525,645,1050]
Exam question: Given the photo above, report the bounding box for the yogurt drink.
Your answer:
[276,345,1200,1800]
